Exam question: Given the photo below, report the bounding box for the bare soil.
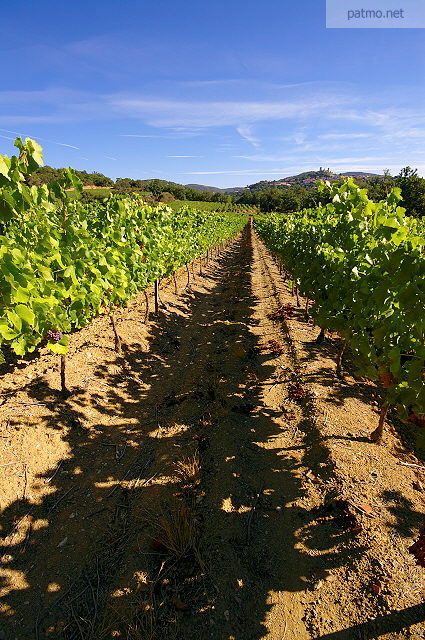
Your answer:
[0,224,424,640]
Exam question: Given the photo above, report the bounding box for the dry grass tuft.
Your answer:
[174,451,200,488]
[97,595,156,640]
[149,502,196,558]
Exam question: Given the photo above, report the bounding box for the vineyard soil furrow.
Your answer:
[0,224,424,640]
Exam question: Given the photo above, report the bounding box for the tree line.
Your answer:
[236,167,425,218]
[27,166,114,188]
[27,165,425,217]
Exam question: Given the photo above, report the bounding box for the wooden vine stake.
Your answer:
[295,285,300,308]
[110,315,122,353]
[336,340,347,379]
[186,263,190,287]
[304,298,310,320]
[154,279,159,315]
[173,272,178,294]
[370,401,390,443]
[60,355,69,397]
[144,290,150,323]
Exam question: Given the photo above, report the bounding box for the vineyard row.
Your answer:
[255,179,425,442]
[0,138,247,364]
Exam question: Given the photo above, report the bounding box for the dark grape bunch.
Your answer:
[267,305,294,321]
[46,329,63,342]
[288,382,306,401]
[257,339,284,356]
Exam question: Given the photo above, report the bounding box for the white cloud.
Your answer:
[120,134,168,138]
[236,125,260,147]
[55,142,80,149]
[0,127,79,150]
[180,169,303,176]
[382,127,425,141]
[109,95,352,128]
[319,133,369,140]
[1,84,424,180]
[236,154,415,165]
[0,115,72,125]
[119,131,202,139]
[0,88,84,104]
[293,129,307,145]
[181,79,246,87]
[235,154,293,162]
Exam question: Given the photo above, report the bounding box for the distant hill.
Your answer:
[184,183,243,193]
[28,165,383,196]
[243,169,382,192]
[184,183,226,193]
[187,170,382,194]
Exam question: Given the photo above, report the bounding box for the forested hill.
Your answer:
[244,169,381,192]
[27,165,381,193]
[25,164,425,218]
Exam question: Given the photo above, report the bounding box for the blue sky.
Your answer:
[1,0,424,187]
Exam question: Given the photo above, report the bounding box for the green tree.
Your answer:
[395,167,425,218]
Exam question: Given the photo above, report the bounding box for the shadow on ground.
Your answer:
[0,228,422,640]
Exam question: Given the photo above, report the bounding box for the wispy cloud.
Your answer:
[56,142,79,149]
[319,133,369,140]
[0,127,79,150]
[0,88,84,104]
[235,154,288,162]
[330,107,425,131]
[236,125,260,148]
[0,128,23,135]
[1,85,424,181]
[119,131,202,139]
[120,134,167,138]
[179,169,301,176]
[110,94,352,128]
[382,127,425,141]
[0,115,73,125]
[318,155,402,165]
[293,128,307,145]
[181,79,247,87]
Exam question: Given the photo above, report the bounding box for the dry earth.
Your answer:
[0,223,424,639]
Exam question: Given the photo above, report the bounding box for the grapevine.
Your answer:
[0,138,247,366]
[255,179,425,441]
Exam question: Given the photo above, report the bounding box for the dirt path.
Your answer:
[0,224,424,639]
